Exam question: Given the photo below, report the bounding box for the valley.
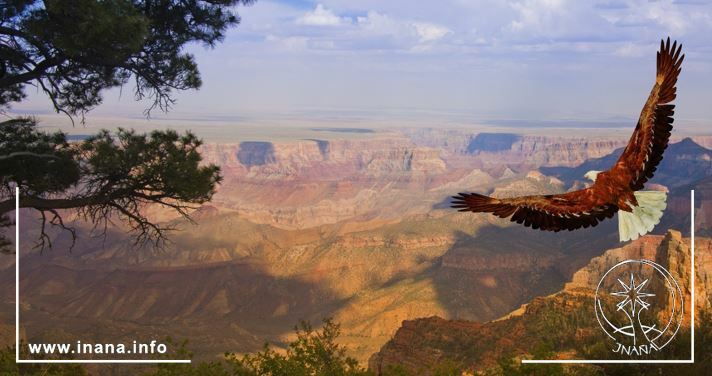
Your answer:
[1,125,710,365]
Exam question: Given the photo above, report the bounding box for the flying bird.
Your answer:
[452,38,683,242]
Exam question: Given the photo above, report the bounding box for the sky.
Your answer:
[12,0,712,127]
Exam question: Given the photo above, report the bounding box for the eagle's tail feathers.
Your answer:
[618,190,667,242]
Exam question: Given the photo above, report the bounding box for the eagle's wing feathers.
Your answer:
[451,189,617,232]
[451,39,682,233]
[609,37,683,190]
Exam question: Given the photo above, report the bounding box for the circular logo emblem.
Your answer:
[594,259,684,356]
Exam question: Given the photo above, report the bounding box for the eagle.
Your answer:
[452,38,683,242]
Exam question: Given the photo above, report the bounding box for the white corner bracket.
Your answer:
[522,189,695,365]
[14,187,191,364]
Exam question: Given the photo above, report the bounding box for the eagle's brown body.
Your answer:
[452,38,683,233]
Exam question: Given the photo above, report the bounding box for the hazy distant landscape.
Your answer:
[5,0,712,374]
[2,123,711,369]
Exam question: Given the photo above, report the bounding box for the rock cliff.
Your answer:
[369,231,711,374]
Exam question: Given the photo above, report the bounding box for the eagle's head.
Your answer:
[584,170,602,182]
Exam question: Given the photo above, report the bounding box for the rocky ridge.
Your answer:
[369,231,711,374]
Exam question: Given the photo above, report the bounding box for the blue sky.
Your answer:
[14,0,712,126]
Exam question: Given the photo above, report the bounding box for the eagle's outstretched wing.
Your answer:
[607,37,683,190]
[452,38,683,233]
[451,189,617,232]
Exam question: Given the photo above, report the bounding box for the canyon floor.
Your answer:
[1,124,711,368]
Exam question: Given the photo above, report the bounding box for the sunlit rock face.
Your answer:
[370,231,711,374]
[1,129,709,365]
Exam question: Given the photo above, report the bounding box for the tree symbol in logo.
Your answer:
[610,273,659,345]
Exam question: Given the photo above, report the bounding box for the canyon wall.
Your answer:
[2,129,710,366]
[370,231,711,374]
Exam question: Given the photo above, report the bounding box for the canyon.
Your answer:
[1,126,710,366]
[370,229,710,374]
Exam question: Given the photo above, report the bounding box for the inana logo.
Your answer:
[594,259,684,356]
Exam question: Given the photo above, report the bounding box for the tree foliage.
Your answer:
[0,117,222,251]
[1,0,254,118]
[230,319,368,376]
[0,1,253,250]
[485,309,712,376]
[143,319,372,376]
[6,313,708,375]
[0,342,88,375]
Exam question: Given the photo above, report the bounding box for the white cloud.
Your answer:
[413,22,452,42]
[355,11,451,47]
[509,0,566,32]
[296,4,349,26]
[80,0,712,122]
[266,34,309,50]
[356,11,401,34]
[614,42,647,57]
[240,0,712,57]
[645,0,687,34]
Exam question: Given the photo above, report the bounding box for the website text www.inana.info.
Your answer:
[27,340,168,356]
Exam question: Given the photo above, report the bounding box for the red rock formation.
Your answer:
[370,231,711,374]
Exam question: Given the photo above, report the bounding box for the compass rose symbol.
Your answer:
[611,273,656,317]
